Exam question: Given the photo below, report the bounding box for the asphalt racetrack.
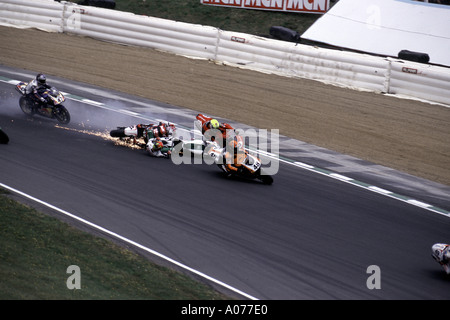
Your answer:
[1,68,450,300]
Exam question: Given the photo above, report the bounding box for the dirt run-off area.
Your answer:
[0,26,449,186]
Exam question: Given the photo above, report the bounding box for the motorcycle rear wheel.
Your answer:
[54,105,71,124]
[259,174,274,185]
[110,128,126,138]
[257,168,274,185]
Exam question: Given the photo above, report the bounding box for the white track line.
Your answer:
[0,182,259,300]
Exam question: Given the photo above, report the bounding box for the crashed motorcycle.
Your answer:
[15,81,70,124]
[109,122,178,156]
[110,122,176,144]
[431,243,450,275]
[110,124,150,145]
[205,141,274,185]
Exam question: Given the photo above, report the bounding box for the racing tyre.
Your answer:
[19,96,34,116]
[54,105,71,124]
[110,128,126,138]
[269,26,300,43]
[0,128,9,144]
[258,169,273,185]
[260,175,273,185]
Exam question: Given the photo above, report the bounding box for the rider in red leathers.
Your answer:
[196,113,235,146]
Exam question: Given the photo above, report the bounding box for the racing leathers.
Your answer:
[196,113,234,146]
[144,122,174,158]
[223,135,247,174]
[147,122,172,138]
[25,79,51,105]
[146,138,172,158]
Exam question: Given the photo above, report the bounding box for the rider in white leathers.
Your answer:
[25,73,52,104]
[146,138,171,158]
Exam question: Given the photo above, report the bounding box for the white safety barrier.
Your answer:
[216,30,389,93]
[0,0,449,106]
[62,4,219,60]
[0,0,63,32]
[388,60,450,105]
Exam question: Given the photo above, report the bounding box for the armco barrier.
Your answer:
[388,60,450,105]
[0,0,63,32]
[63,5,219,60]
[216,30,389,93]
[0,0,449,106]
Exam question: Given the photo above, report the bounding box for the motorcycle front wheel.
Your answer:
[19,96,34,116]
[53,105,71,124]
[257,169,274,185]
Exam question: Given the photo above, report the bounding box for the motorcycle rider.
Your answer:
[146,138,172,158]
[25,73,52,106]
[196,114,234,145]
[134,124,152,139]
[144,122,173,142]
[223,135,247,175]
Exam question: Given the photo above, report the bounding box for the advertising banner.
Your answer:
[200,0,330,14]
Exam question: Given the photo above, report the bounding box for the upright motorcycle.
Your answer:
[15,81,70,124]
[206,141,274,185]
[194,114,274,184]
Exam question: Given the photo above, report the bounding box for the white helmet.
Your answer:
[431,243,448,262]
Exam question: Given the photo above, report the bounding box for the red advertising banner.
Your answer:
[200,0,330,14]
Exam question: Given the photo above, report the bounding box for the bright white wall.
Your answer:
[302,0,450,67]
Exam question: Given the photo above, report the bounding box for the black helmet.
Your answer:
[36,73,46,85]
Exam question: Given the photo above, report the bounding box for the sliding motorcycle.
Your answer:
[15,81,70,124]
[110,122,176,144]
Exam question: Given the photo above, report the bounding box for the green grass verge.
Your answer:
[112,0,321,36]
[0,189,229,299]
